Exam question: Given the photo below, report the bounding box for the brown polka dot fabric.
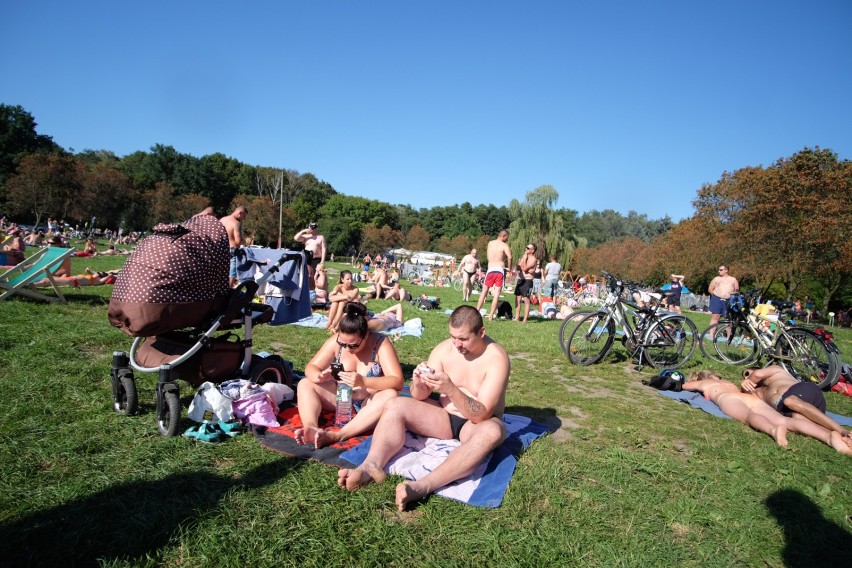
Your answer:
[108,213,230,337]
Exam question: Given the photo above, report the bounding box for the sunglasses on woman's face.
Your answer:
[336,336,362,350]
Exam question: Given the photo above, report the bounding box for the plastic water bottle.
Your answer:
[335,383,353,427]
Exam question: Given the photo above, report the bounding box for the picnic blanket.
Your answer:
[657,390,852,426]
[254,404,549,508]
[252,406,368,468]
[340,413,549,508]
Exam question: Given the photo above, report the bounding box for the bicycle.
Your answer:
[563,271,698,370]
[453,272,484,294]
[698,289,839,389]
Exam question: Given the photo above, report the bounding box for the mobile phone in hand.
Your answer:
[331,362,344,380]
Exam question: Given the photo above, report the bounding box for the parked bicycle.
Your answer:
[453,272,484,294]
[563,271,698,370]
[698,289,839,389]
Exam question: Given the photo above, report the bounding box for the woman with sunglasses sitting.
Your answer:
[295,301,404,449]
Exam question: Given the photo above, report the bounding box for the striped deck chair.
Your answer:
[0,247,74,303]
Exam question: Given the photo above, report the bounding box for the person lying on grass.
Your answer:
[338,305,510,511]
[683,370,851,454]
[740,365,849,440]
[31,268,120,288]
[367,303,405,333]
[295,301,403,449]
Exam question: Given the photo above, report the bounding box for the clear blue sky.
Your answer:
[3,1,850,221]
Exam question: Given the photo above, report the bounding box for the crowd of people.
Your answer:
[4,211,851,512]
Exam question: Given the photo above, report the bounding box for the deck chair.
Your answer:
[0,247,74,303]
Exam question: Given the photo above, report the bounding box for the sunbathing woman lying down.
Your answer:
[31,269,120,288]
[684,370,851,454]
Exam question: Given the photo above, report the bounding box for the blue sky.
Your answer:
[3,1,850,221]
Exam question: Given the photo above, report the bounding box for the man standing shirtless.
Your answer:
[513,243,537,323]
[740,365,850,440]
[338,305,511,511]
[684,371,851,453]
[456,248,481,302]
[294,222,327,290]
[220,206,248,287]
[708,264,739,327]
[475,230,512,321]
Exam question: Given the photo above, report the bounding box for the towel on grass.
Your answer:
[657,390,852,426]
[252,406,368,468]
[340,413,549,508]
[291,313,329,328]
[380,317,423,338]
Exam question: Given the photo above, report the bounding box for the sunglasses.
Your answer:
[336,336,363,350]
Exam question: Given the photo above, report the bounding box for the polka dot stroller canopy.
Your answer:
[108,212,230,337]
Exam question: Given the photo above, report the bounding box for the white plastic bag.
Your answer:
[188,381,234,423]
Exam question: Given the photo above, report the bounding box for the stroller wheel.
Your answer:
[157,390,181,437]
[113,373,138,416]
[249,357,288,386]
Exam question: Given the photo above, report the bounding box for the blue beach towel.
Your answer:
[340,413,549,508]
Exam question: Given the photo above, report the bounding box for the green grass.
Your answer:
[1,255,851,567]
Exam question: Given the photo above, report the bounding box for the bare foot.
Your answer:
[294,426,322,446]
[314,428,339,449]
[829,431,852,455]
[771,425,789,448]
[395,481,429,512]
[338,463,387,491]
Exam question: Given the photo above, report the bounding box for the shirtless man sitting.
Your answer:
[684,370,851,453]
[475,230,512,321]
[740,365,850,440]
[338,305,511,511]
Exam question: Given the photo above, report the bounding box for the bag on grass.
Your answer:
[643,369,684,391]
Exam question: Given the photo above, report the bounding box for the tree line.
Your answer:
[0,103,669,259]
[3,103,847,309]
[570,148,852,312]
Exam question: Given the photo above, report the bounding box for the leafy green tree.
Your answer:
[472,204,511,237]
[507,185,583,266]
[0,104,62,193]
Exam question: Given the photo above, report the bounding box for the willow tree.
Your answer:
[507,185,584,267]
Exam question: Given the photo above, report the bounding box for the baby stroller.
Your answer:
[107,212,300,436]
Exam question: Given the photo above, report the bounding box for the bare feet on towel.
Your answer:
[313,428,338,449]
[338,463,386,491]
[395,481,429,512]
[294,426,322,447]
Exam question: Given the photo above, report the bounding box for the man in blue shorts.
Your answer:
[708,264,738,327]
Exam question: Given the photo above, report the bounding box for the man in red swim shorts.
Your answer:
[476,229,512,321]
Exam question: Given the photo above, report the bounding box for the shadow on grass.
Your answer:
[1,458,300,567]
[765,488,851,568]
[505,405,561,433]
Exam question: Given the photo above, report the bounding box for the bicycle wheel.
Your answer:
[643,315,698,369]
[700,322,760,365]
[558,310,597,356]
[453,278,463,292]
[473,278,483,293]
[566,312,615,365]
[776,328,838,390]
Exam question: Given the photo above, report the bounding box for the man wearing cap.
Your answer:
[295,222,327,290]
[513,243,537,323]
